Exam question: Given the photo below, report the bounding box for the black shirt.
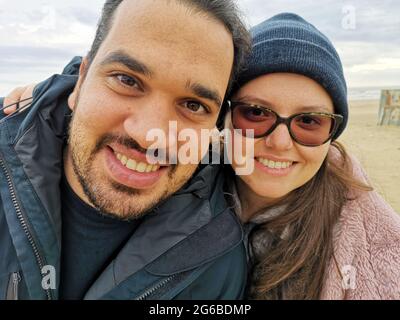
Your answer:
[59,176,140,300]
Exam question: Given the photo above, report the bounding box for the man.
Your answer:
[0,0,250,300]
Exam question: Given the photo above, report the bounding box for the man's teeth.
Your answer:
[257,157,293,169]
[115,152,160,173]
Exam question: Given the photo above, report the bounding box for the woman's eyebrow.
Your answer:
[235,96,333,113]
[234,96,273,107]
[296,105,333,113]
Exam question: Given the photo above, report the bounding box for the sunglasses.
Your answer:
[228,101,343,147]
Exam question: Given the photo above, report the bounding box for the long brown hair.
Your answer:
[248,141,372,299]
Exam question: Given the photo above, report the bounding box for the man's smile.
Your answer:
[104,146,168,190]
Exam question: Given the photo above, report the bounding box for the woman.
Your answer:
[4,13,400,300]
[223,13,400,299]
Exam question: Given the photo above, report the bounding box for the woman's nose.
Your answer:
[263,123,294,150]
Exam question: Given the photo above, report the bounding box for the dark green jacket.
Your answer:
[0,69,246,300]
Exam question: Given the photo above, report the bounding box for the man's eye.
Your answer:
[183,101,209,114]
[116,74,140,88]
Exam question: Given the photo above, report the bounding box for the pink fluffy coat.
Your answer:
[320,157,400,299]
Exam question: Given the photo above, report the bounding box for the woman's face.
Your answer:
[229,73,335,203]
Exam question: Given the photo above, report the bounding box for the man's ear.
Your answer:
[68,57,89,111]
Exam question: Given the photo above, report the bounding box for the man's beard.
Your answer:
[67,112,197,221]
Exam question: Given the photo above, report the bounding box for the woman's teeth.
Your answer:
[256,157,293,169]
[115,152,160,173]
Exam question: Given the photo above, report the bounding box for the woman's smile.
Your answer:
[254,154,299,177]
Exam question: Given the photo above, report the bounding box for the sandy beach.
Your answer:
[339,99,400,213]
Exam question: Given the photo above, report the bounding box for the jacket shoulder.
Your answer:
[145,209,247,300]
[173,242,247,300]
[330,155,400,299]
[331,151,400,244]
[146,209,244,276]
[341,153,400,246]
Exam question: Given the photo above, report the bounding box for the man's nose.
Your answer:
[122,97,179,154]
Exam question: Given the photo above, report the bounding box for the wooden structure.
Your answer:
[378,89,400,126]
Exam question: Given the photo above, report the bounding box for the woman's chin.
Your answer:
[256,190,288,203]
[245,180,291,203]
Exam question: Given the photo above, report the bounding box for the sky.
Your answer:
[0,0,399,96]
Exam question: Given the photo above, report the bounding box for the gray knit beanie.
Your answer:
[236,13,348,140]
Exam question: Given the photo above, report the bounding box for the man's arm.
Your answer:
[0,97,5,121]
[3,56,82,115]
[3,85,35,115]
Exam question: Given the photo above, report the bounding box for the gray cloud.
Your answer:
[0,0,399,95]
[242,0,400,43]
[59,6,100,26]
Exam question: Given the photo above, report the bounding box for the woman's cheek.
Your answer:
[229,129,256,172]
[297,144,330,180]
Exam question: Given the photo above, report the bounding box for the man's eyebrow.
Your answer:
[100,50,153,77]
[187,82,223,108]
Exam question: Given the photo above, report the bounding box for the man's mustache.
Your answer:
[92,134,170,164]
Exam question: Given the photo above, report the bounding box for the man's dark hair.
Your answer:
[87,0,251,95]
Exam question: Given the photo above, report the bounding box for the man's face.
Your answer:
[65,0,234,220]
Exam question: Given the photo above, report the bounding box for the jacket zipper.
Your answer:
[134,275,176,300]
[0,156,52,300]
[7,272,21,300]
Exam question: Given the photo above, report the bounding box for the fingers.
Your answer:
[3,87,25,114]
[3,84,35,115]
